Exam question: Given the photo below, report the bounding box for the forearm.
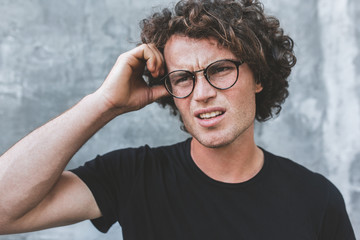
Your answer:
[0,43,167,230]
[0,92,117,221]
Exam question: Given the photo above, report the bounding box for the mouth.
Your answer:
[194,108,225,128]
[198,110,224,120]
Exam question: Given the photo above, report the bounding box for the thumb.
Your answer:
[149,85,170,103]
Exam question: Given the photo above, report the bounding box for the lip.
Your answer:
[194,107,226,128]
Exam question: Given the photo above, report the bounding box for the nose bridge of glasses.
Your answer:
[192,68,216,95]
[193,68,208,81]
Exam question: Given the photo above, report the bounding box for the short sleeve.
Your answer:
[70,146,148,233]
[318,178,356,240]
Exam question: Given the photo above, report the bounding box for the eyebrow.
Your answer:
[172,71,191,76]
[166,58,215,72]
[169,58,239,72]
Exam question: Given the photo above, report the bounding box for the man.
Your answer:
[0,0,356,239]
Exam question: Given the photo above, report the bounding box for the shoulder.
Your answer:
[263,149,343,200]
[264,149,325,182]
[263,149,355,239]
[104,138,190,158]
[71,138,190,180]
[96,138,191,167]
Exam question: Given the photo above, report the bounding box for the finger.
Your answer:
[128,44,156,73]
[147,44,165,77]
[142,44,161,78]
[144,45,159,76]
[130,44,164,78]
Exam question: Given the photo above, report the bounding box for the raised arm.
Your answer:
[0,44,168,234]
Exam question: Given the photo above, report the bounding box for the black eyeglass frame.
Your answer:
[161,59,244,99]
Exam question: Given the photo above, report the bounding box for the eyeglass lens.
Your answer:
[164,60,239,98]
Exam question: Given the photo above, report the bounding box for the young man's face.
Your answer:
[163,35,262,148]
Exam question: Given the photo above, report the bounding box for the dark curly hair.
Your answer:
[140,0,296,122]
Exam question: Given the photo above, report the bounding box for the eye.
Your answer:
[213,66,232,73]
[207,61,236,77]
[169,72,193,86]
[175,76,190,84]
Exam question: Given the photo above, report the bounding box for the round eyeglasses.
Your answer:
[161,59,244,99]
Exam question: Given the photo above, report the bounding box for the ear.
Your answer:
[255,82,263,93]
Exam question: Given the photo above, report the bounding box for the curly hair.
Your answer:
[140,0,296,122]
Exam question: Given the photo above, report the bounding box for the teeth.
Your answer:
[199,111,223,119]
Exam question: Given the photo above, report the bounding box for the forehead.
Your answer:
[163,35,236,71]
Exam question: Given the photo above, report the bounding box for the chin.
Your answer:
[193,132,239,149]
[189,121,254,149]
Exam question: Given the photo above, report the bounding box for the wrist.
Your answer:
[82,92,121,124]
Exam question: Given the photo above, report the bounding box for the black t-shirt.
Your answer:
[70,138,356,240]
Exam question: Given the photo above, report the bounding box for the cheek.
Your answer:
[228,86,257,115]
[173,98,182,111]
[174,99,190,117]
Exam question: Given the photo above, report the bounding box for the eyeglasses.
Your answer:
[161,59,244,99]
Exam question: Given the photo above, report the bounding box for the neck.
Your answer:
[190,125,264,183]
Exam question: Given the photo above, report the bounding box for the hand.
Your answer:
[95,44,169,115]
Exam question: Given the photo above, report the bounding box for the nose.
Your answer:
[192,73,217,102]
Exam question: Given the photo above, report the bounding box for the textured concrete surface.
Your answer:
[0,0,359,239]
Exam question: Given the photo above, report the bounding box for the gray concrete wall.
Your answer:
[0,0,359,239]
